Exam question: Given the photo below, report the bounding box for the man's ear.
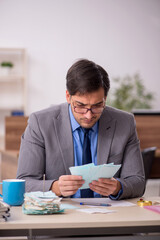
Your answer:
[66,90,71,104]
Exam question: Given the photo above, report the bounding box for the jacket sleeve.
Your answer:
[118,116,145,199]
[16,113,54,192]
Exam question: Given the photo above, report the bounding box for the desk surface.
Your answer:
[0,197,160,238]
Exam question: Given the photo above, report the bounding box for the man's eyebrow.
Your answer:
[92,101,104,106]
[75,100,87,106]
[75,100,104,106]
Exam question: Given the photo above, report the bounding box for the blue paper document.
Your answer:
[69,163,121,189]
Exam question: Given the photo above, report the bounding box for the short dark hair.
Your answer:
[66,59,110,96]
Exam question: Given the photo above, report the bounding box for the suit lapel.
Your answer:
[53,103,74,175]
[97,108,116,165]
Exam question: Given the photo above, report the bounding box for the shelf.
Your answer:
[0,47,27,137]
[0,47,25,52]
[0,106,24,111]
[0,75,24,82]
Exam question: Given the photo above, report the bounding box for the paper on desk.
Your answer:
[69,163,121,189]
[77,208,117,214]
[61,203,79,209]
[71,198,136,207]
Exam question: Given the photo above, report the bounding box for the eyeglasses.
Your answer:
[72,100,105,114]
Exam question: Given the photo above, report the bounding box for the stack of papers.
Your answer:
[23,191,64,215]
[70,163,121,189]
[0,200,10,222]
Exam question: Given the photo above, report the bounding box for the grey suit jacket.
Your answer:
[17,103,145,199]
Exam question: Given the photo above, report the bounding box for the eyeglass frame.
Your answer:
[71,98,106,114]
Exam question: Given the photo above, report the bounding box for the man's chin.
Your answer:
[80,121,96,129]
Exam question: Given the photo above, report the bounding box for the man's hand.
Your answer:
[89,178,121,197]
[51,175,85,197]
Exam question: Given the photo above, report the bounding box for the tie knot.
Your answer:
[82,128,92,134]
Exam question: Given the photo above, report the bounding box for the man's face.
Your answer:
[66,88,106,128]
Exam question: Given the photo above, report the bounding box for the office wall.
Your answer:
[0,0,160,114]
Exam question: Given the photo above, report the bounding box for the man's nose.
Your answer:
[84,109,93,118]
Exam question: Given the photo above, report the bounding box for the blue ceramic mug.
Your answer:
[0,179,25,206]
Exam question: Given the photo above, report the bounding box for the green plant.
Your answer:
[1,61,14,68]
[108,74,154,112]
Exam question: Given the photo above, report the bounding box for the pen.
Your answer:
[80,202,111,207]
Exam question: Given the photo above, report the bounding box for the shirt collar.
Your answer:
[69,104,98,133]
[69,104,80,132]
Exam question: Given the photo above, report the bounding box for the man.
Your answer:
[17,59,145,199]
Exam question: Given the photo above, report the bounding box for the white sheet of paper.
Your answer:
[76,208,117,214]
[71,198,136,207]
[69,163,121,189]
[61,203,79,209]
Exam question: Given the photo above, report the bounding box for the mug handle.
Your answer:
[0,182,2,197]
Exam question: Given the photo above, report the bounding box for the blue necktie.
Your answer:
[81,128,94,198]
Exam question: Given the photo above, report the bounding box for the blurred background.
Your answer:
[0,0,160,111]
[0,0,160,136]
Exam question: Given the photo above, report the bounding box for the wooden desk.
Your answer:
[0,149,19,181]
[134,113,160,150]
[155,149,160,158]
[0,197,160,239]
[134,112,160,178]
[5,116,28,150]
